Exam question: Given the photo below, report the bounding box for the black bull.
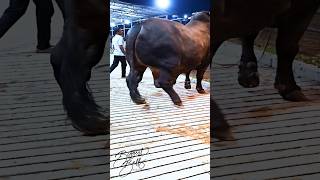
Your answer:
[125,12,210,106]
[212,0,320,140]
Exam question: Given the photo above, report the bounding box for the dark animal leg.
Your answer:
[50,0,108,136]
[155,70,181,106]
[210,40,234,140]
[238,33,260,88]
[184,71,191,89]
[211,98,234,141]
[274,8,317,101]
[196,65,209,94]
[163,86,182,106]
[126,65,147,104]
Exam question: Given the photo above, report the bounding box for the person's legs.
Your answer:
[0,0,30,38]
[110,56,120,73]
[120,56,127,77]
[32,0,54,50]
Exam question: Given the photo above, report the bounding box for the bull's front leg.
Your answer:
[238,33,260,88]
[274,28,308,101]
[273,9,318,102]
[154,69,182,106]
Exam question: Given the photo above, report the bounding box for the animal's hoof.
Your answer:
[281,90,309,102]
[238,61,259,88]
[71,113,109,136]
[212,128,235,141]
[184,82,191,89]
[238,72,260,88]
[130,92,146,104]
[173,100,183,106]
[196,88,206,94]
[132,97,146,104]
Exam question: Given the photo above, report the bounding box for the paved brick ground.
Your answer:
[109,56,210,179]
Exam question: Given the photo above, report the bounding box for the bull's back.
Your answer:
[135,19,183,68]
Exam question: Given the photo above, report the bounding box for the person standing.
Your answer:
[110,27,127,78]
[0,0,64,53]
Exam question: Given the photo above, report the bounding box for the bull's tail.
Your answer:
[125,23,147,104]
[125,23,142,65]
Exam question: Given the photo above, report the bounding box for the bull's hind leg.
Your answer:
[184,71,192,89]
[126,64,147,104]
[154,69,182,106]
[196,65,209,94]
[210,39,233,140]
[274,8,317,101]
[238,33,260,88]
[211,98,234,141]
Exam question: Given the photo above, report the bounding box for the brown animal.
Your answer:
[125,12,210,106]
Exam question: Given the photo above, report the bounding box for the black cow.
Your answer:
[126,12,210,106]
[211,0,320,140]
[50,0,108,135]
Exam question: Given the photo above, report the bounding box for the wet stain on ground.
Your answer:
[212,140,238,147]
[70,160,87,170]
[142,104,150,110]
[156,123,210,144]
[247,106,274,117]
[187,94,198,100]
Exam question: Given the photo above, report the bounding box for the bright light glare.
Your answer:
[155,0,170,9]
[124,20,131,24]
[184,14,188,19]
[110,22,116,27]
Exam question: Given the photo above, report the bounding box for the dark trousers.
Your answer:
[0,0,65,49]
[33,0,54,49]
[110,56,127,77]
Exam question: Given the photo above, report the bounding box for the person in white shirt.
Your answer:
[110,27,127,78]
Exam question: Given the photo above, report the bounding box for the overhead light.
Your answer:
[110,22,116,27]
[172,15,178,18]
[184,14,188,19]
[124,20,131,25]
[155,0,170,9]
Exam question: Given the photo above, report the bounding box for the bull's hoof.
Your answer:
[281,90,309,102]
[131,96,146,104]
[184,81,191,89]
[238,72,260,88]
[196,87,207,94]
[173,99,183,106]
[71,113,108,136]
[238,61,259,88]
[212,127,235,141]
